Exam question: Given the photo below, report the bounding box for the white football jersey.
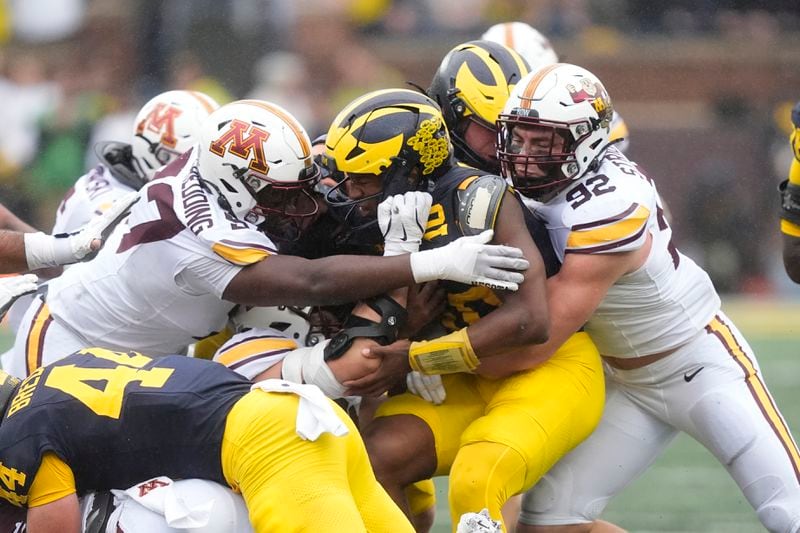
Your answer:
[46,151,278,356]
[52,164,136,234]
[523,146,720,358]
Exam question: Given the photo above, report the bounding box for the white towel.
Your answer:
[253,379,349,441]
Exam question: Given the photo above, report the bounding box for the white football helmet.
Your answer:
[497,63,614,199]
[197,99,320,240]
[231,305,326,347]
[481,22,559,72]
[132,90,219,182]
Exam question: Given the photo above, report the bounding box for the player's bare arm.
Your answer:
[477,235,651,378]
[26,493,81,533]
[224,230,528,308]
[0,203,36,233]
[224,253,417,307]
[255,289,407,386]
[0,230,27,273]
[462,190,549,358]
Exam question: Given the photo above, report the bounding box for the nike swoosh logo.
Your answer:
[684,366,704,382]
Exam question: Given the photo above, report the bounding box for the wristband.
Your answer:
[24,232,74,270]
[409,247,449,283]
[409,328,479,375]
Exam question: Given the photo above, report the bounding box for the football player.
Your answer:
[0,347,415,531]
[321,88,604,531]
[41,202,429,533]
[427,40,531,175]
[4,99,528,378]
[480,22,631,154]
[780,101,800,282]
[1,91,220,338]
[491,64,800,532]
[52,90,219,235]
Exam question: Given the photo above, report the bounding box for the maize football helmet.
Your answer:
[321,88,453,230]
[428,40,530,173]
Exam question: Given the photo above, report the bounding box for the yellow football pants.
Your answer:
[377,332,604,530]
[221,388,414,532]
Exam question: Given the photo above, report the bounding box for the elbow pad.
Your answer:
[323,295,407,362]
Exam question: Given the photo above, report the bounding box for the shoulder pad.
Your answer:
[561,169,657,254]
[566,200,651,254]
[167,175,278,266]
[456,174,509,236]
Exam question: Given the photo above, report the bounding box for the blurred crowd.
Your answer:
[0,0,798,293]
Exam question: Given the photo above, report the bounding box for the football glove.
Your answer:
[0,274,37,319]
[409,230,528,291]
[380,191,432,256]
[24,191,139,270]
[406,371,446,404]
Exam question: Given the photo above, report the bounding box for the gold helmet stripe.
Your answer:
[503,23,515,49]
[519,63,562,109]
[187,91,218,113]
[238,99,311,157]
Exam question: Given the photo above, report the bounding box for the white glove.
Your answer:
[0,274,37,318]
[379,191,432,256]
[409,230,528,291]
[24,191,139,270]
[456,508,502,533]
[406,371,446,404]
[68,191,140,261]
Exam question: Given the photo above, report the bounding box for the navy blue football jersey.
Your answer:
[422,165,560,331]
[0,349,251,506]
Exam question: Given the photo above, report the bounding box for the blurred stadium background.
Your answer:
[0,0,798,530]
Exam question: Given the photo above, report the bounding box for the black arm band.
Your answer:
[779,180,800,226]
[323,295,408,362]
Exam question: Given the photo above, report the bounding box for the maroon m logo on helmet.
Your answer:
[209,119,270,174]
[136,104,183,149]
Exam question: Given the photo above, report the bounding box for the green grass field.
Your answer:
[428,297,800,533]
[1,297,797,532]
